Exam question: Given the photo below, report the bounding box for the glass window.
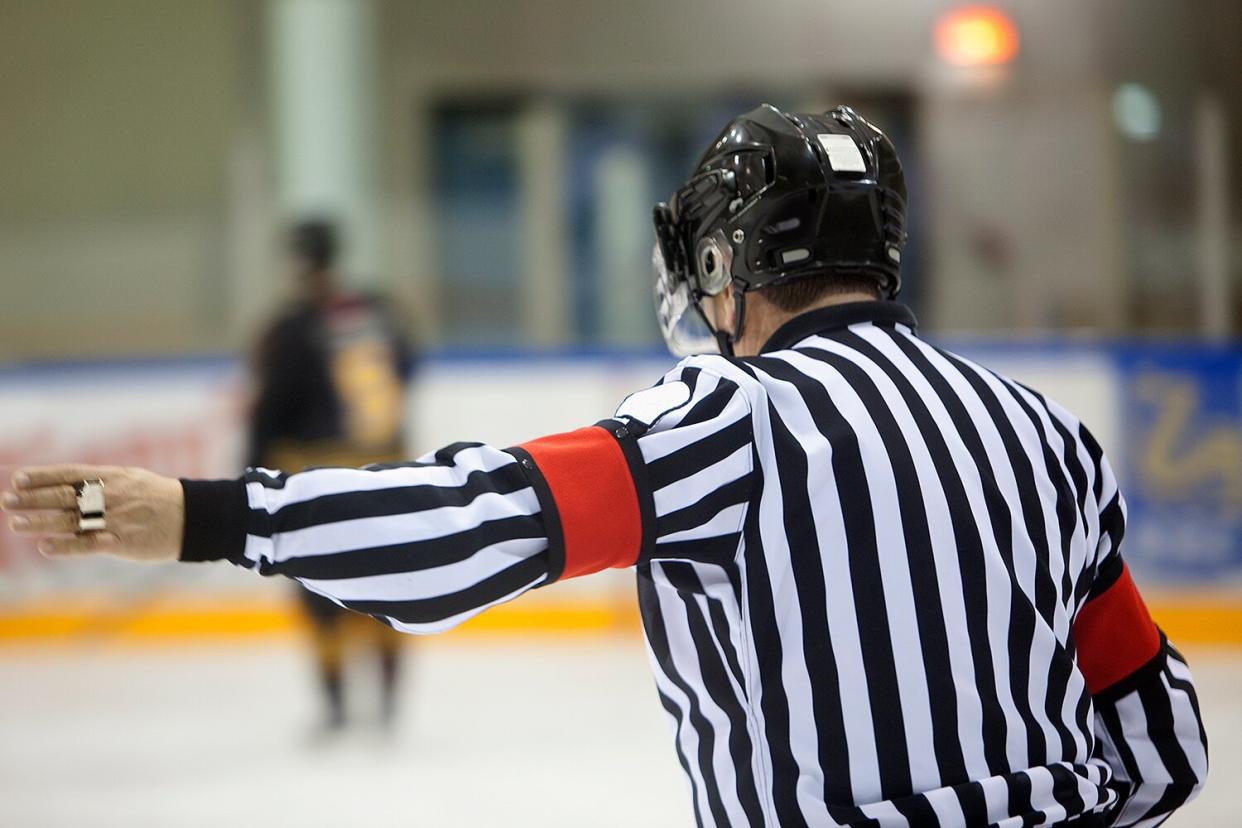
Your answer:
[429,93,922,348]
[432,103,523,346]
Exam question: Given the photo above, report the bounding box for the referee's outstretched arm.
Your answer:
[3,363,747,635]
[1073,437,1208,827]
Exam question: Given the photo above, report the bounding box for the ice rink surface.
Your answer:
[1,639,1237,827]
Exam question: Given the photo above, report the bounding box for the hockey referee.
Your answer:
[4,105,1207,827]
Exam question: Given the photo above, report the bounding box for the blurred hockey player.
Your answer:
[250,219,414,733]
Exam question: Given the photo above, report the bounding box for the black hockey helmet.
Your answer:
[652,104,907,355]
[289,218,339,271]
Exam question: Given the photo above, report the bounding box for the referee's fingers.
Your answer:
[1,485,77,512]
[37,532,120,558]
[9,511,77,535]
[12,465,121,491]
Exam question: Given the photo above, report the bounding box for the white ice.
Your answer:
[0,641,1237,827]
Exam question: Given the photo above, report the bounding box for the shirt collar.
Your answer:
[759,300,918,354]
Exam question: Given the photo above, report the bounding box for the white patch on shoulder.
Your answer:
[615,380,693,428]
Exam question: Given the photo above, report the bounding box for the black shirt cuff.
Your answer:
[179,478,249,563]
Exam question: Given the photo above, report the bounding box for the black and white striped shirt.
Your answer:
[183,301,1207,827]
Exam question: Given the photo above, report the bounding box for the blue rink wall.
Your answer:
[953,339,1242,586]
[1,338,1240,589]
[1109,344,1242,585]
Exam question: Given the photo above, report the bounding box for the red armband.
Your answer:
[516,425,644,581]
[1073,562,1161,695]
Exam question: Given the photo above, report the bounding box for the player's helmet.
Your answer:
[653,103,907,355]
[290,218,339,271]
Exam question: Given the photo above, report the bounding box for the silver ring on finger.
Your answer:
[74,479,106,533]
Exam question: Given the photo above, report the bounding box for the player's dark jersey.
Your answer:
[188,301,1206,827]
[249,293,412,471]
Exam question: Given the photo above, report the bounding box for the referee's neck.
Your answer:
[720,288,882,356]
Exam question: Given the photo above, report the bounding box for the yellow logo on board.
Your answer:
[1133,373,1242,513]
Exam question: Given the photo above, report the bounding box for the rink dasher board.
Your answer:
[0,341,1239,596]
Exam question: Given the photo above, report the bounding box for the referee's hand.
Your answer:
[2,465,184,562]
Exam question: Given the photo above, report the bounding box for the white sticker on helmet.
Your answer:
[817,133,866,173]
[614,381,693,428]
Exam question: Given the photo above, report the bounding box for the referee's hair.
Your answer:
[758,271,883,312]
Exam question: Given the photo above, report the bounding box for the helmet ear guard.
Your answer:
[695,231,733,296]
[653,201,736,300]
